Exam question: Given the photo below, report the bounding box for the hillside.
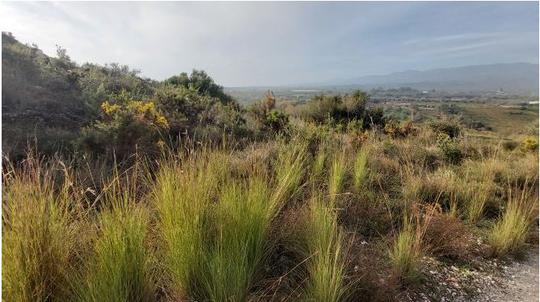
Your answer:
[1,33,245,159]
[2,32,158,157]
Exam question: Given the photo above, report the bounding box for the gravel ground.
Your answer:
[404,244,539,302]
[485,247,539,302]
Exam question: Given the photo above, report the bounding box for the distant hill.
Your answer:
[339,63,539,95]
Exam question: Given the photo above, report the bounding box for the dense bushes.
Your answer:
[429,119,462,138]
[5,33,395,161]
[293,90,386,130]
[436,133,463,164]
[247,91,290,135]
[154,82,248,141]
[79,100,169,158]
[3,34,255,159]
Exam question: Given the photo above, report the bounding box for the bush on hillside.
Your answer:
[519,137,539,153]
[429,119,462,138]
[247,91,290,135]
[384,120,418,138]
[436,133,463,164]
[298,91,370,126]
[78,100,169,158]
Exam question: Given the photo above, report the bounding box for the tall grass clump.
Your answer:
[464,181,494,224]
[328,151,347,202]
[488,185,538,257]
[271,138,308,207]
[353,148,368,192]
[303,196,347,302]
[389,206,432,284]
[312,145,327,180]
[201,177,272,301]
[3,158,79,302]
[75,173,153,302]
[156,145,301,300]
[154,152,227,299]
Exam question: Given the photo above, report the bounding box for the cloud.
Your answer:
[1,2,537,86]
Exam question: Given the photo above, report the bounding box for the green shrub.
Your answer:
[436,133,463,164]
[296,91,370,127]
[384,120,417,138]
[265,110,289,133]
[79,100,169,158]
[429,119,461,138]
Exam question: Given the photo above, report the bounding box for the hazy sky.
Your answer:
[1,2,538,87]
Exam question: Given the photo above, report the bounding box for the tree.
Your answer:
[164,70,234,105]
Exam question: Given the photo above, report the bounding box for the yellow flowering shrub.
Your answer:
[101,101,121,115]
[520,137,539,153]
[80,99,171,158]
[100,100,169,130]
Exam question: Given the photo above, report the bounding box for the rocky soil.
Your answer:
[404,244,538,302]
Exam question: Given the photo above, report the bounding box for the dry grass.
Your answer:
[2,124,538,300]
[423,209,472,259]
[489,185,538,257]
[2,157,84,302]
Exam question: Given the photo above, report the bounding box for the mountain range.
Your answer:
[333,63,538,95]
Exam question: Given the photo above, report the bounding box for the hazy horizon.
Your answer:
[1,2,538,87]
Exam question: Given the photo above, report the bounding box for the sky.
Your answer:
[1,1,538,87]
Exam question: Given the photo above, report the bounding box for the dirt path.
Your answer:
[486,247,539,302]
[409,245,539,302]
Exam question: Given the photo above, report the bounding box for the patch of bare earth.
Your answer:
[402,243,538,302]
[485,247,539,302]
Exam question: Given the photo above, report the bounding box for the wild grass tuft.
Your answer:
[271,139,308,207]
[389,221,421,283]
[75,169,154,302]
[154,152,225,299]
[303,195,347,302]
[328,151,347,203]
[76,205,152,302]
[2,158,80,302]
[201,177,272,301]
[312,145,327,180]
[464,181,494,224]
[389,206,433,284]
[353,148,368,192]
[155,146,301,300]
[488,185,538,257]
